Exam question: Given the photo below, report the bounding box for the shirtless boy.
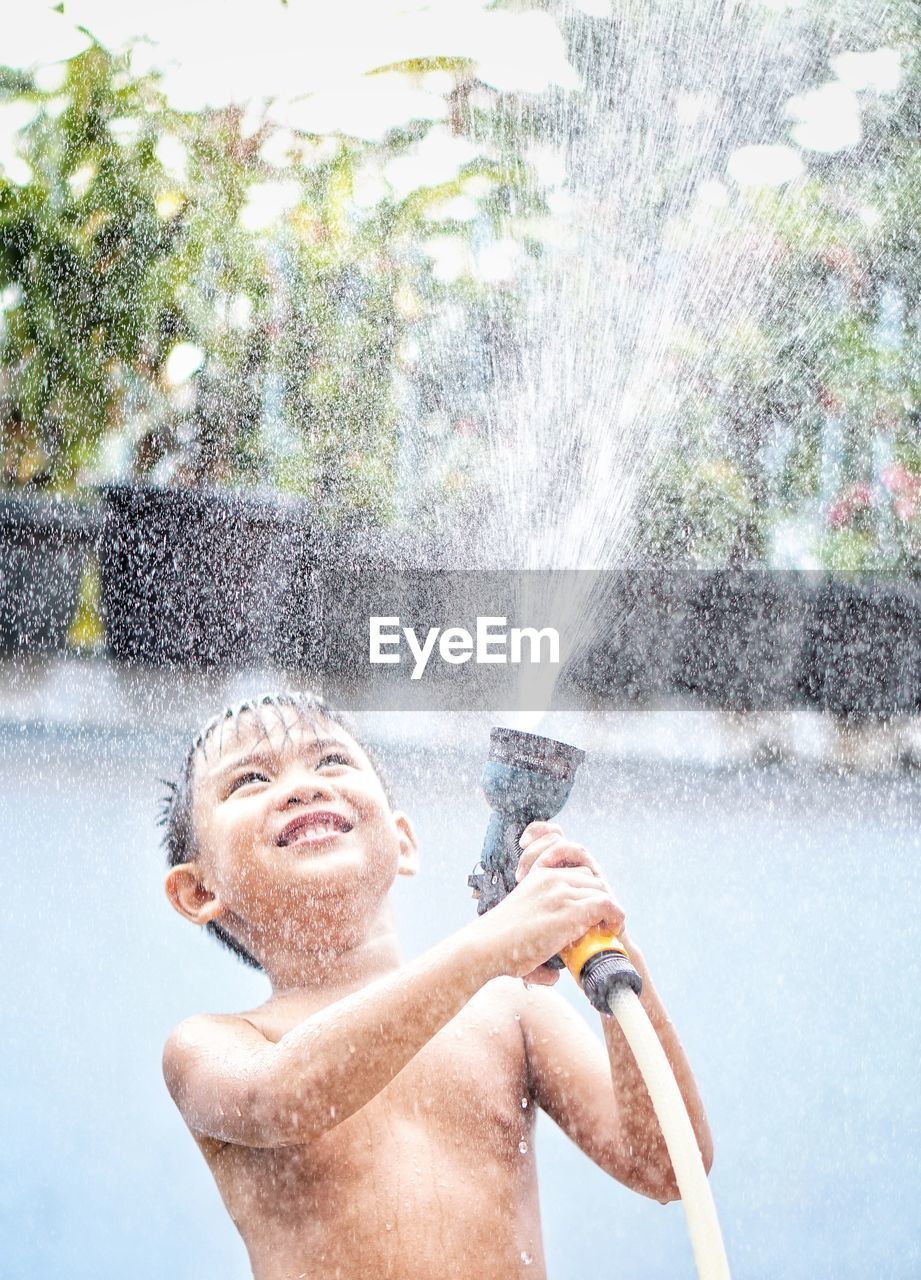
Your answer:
[162,692,713,1280]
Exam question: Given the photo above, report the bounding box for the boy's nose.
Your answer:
[278,770,334,809]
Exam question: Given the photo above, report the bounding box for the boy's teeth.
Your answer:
[280,815,351,846]
[294,823,336,841]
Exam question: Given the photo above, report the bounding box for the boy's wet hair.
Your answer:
[159,691,390,971]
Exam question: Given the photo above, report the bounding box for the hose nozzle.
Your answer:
[469,727,642,1005]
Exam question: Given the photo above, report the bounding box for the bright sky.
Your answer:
[12,1,579,112]
[1,4,906,193]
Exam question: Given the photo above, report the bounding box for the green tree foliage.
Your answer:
[0,47,180,487]
[2,5,916,564]
[0,39,534,527]
[643,0,920,568]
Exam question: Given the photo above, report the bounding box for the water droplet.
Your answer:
[520,1251,533,1266]
[518,1139,528,1154]
[520,1096,529,1109]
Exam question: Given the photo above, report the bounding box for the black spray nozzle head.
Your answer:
[481,727,585,824]
[472,727,586,912]
[487,727,585,781]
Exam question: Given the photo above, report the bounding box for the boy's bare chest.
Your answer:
[204,983,535,1233]
[252,984,529,1142]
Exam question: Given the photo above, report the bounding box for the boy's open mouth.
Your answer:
[276,810,354,848]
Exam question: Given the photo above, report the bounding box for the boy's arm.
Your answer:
[163,860,621,1148]
[163,923,495,1148]
[520,934,713,1204]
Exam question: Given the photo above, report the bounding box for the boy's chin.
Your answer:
[263,847,397,904]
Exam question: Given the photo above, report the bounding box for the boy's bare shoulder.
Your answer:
[162,1011,270,1093]
[163,1009,267,1048]
[471,974,528,1011]
[454,975,531,1042]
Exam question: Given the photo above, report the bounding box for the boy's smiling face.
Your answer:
[167,704,417,961]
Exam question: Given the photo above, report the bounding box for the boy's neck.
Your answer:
[262,905,403,999]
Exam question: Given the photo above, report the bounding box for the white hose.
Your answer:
[607,986,731,1280]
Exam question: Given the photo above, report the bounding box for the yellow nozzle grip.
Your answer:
[560,926,629,983]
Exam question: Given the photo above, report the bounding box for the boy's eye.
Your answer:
[318,752,353,769]
[227,770,270,794]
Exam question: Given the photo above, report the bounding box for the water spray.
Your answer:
[468,727,731,1280]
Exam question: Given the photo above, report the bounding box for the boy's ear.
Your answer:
[393,812,419,877]
[164,863,225,926]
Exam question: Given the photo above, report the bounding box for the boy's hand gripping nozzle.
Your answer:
[468,727,642,1012]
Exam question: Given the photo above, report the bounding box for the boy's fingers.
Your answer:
[578,886,627,930]
[519,821,563,848]
[516,833,578,871]
[516,837,604,882]
[601,904,627,934]
[515,834,555,876]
